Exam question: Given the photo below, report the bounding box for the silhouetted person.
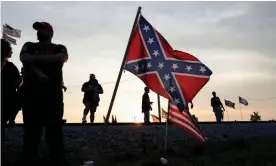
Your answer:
[1,39,21,147]
[19,22,68,165]
[8,67,25,127]
[142,87,153,124]
[211,91,225,123]
[81,74,103,123]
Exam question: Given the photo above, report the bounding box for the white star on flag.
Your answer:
[148,38,154,44]
[186,65,192,72]
[199,66,206,73]
[143,25,150,32]
[169,86,176,93]
[152,50,159,57]
[171,63,179,71]
[147,62,152,69]
[134,64,139,72]
[158,62,164,70]
[164,74,170,81]
[174,98,180,105]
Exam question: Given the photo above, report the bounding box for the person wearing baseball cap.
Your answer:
[19,21,68,166]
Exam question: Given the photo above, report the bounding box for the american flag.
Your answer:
[225,99,235,109]
[169,103,205,142]
[239,96,248,106]
[3,24,21,38]
[151,114,160,123]
[161,108,168,119]
[124,15,212,112]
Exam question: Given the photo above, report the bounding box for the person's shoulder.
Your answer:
[22,41,37,47]
[6,61,16,67]
[20,42,38,52]
[6,61,19,71]
[53,43,68,54]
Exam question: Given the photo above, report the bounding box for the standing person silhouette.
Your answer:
[1,39,21,148]
[211,91,225,123]
[142,87,153,124]
[81,74,103,123]
[19,21,68,166]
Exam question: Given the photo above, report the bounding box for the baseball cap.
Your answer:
[33,22,54,34]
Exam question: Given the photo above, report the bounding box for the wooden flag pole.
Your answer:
[157,94,161,122]
[164,100,170,152]
[93,7,142,162]
[105,6,142,123]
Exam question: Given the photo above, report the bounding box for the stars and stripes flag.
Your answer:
[3,24,21,38]
[169,102,205,142]
[151,114,160,123]
[225,99,235,109]
[239,96,248,106]
[124,15,212,112]
[161,108,168,119]
[3,33,17,45]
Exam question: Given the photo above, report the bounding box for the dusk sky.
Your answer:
[1,1,276,123]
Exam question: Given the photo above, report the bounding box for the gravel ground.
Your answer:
[2,122,276,166]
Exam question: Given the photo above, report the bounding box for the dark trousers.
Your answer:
[22,84,64,165]
[143,110,150,124]
[1,102,15,148]
[1,107,9,149]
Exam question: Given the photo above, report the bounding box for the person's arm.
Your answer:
[81,83,92,93]
[211,99,214,108]
[11,63,22,89]
[219,98,225,111]
[97,84,104,94]
[20,43,68,63]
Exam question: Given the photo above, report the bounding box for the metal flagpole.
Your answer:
[157,94,161,122]
[239,103,243,121]
[164,100,170,152]
[226,108,229,122]
[105,6,142,123]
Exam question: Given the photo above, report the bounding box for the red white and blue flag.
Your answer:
[124,15,213,112]
[239,96,248,106]
[169,103,205,142]
[151,114,160,123]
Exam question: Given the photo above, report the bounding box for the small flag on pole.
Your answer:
[161,108,168,119]
[225,99,235,109]
[3,24,21,38]
[3,33,17,45]
[151,114,160,123]
[239,96,248,106]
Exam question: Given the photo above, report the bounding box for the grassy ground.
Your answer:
[3,137,276,166]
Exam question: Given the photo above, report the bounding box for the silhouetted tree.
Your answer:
[250,111,261,122]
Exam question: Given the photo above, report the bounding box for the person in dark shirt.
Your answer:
[81,74,103,123]
[142,87,153,124]
[19,22,68,166]
[211,91,225,123]
[1,39,21,148]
